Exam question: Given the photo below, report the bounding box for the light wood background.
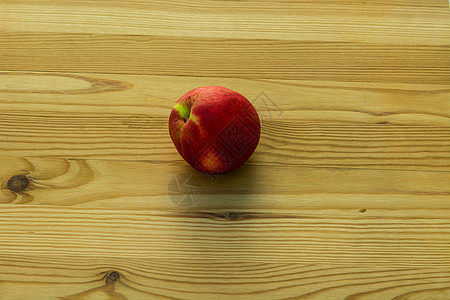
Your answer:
[1,0,449,299]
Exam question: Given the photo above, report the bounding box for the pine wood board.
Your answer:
[0,0,449,299]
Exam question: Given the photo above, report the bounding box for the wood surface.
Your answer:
[0,0,449,299]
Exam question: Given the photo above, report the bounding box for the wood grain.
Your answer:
[0,72,448,166]
[1,157,449,207]
[1,34,449,83]
[1,0,448,44]
[1,0,449,299]
[1,202,449,263]
[0,256,449,300]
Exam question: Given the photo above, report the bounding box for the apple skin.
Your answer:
[169,86,260,174]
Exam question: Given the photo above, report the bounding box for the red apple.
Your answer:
[169,86,260,174]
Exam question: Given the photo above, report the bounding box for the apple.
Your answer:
[169,86,260,174]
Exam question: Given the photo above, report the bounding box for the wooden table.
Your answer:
[1,1,449,299]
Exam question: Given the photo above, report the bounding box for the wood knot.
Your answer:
[7,175,29,193]
[227,212,239,220]
[107,271,120,282]
[376,121,391,125]
[359,209,367,213]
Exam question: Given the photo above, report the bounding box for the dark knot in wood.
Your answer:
[7,175,29,193]
[227,212,239,220]
[107,271,120,282]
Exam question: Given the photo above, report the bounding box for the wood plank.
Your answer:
[0,72,449,169]
[0,33,449,82]
[1,1,449,299]
[1,1,448,44]
[1,157,449,207]
[0,255,449,299]
[1,116,449,170]
[0,206,449,267]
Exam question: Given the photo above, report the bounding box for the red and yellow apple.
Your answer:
[169,86,260,174]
